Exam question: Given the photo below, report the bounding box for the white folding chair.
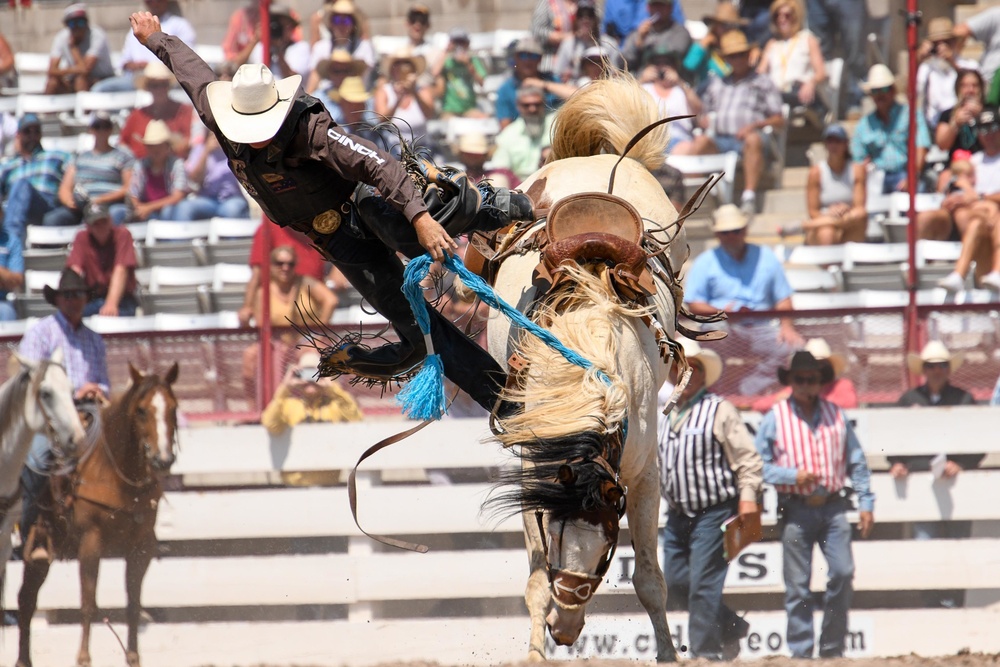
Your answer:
[40,135,81,153]
[154,312,229,331]
[24,270,61,295]
[889,192,944,217]
[201,217,259,265]
[785,244,847,267]
[785,267,839,293]
[14,52,51,74]
[75,90,138,123]
[143,220,212,267]
[25,225,82,248]
[664,151,739,204]
[841,242,909,291]
[18,94,79,117]
[148,265,216,293]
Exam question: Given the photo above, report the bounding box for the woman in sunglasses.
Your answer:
[46,4,115,94]
[307,0,375,84]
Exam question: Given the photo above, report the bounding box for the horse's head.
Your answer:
[15,348,86,456]
[126,362,180,472]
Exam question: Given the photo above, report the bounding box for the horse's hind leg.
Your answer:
[77,526,101,667]
[522,510,551,662]
[16,558,51,667]
[124,539,155,667]
[628,469,678,662]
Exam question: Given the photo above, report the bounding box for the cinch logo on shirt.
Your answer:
[327,128,385,165]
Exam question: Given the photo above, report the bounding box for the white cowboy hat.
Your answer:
[457,132,490,155]
[712,204,749,233]
[907,340,964,376]
[136,60,176,90]
[141,119,172,145]
[206,64,302,145]
[678,336,723,388]
[804,338,847,379]
[862,64,896,92]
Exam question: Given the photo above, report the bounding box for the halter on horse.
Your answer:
[17,362,179,667]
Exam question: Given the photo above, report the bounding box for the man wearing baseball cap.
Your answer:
[67,202,139,317]
[685,204,802,395]
[46,3,116,94]
[129,12,534,416]
[494,37,560,128]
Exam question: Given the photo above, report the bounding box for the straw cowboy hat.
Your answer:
[136,60,176,90]
[316,49,366,80]
[804,338,847,379]
[718,30,753,56]
[325,0,358,20]
[338,76,370,103]
[43,268,90,307]
[862,64,896,92]
[456,132,490,155]
[206,64,302,144]
[703,2,748,26]
[678,337,723,388]
[907,341,964,376]
[778,351,834,386]
[712,204,750,233]
[382,49,426,77]
[926,16,956,42]
[140,119,172,145]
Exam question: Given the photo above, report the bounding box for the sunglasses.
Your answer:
[60,290,87,300]
[791,375,821,385]
[516,52,542,61]
[775,10,794,18]
[272,260,296,269]
[66,18,88,28]
[870,85,893,96]
[407,14,429,24]
[330,14,354,26]
[923,361,949,370]
[517,101,543,110]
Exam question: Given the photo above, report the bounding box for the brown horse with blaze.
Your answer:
[17,362,180,667]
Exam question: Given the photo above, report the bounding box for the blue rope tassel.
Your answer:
[398,253,612,421]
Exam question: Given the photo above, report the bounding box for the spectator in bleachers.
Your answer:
[126,120,189,222]
[241,245,338,399]
[805,0,866,115]
[93,0,195,93]
[685,204,802,396]
[737,0,772,47]
[495,37,559,129]
[620,0,692,76]
[531,0,580,73]
[935,108,1000,293]
[373,50,435,156]
[0,115,73,243]
[752,337,857,412]
[309,49,364,109]
[956,6,1000,100]
[935,69,985,161]
[453,133,517,189]
[52,112,133,228]
[403,4,441,64]
[221,2,259,67]
[916,17,977,131]
[0,32,16,90]
[691,30,784,216]
[801,124,866,245]
[232,4,311,81]
[239,220,329,327]
[430,28,488,119]
[551,0,619,84]
[174,131,249,221]
[262,351,363,436]
[682,2,744,89]
[0,221,22,320]
[602,0,684,46]
[307,0,375,86]
[66,202,138,317]
[45,4,115,95]
[851,64,931,194]
[640,48,699,154]
[532,44,617,99]
[119,61,197,159]
[491,86,553,183]
[757,0,827,128]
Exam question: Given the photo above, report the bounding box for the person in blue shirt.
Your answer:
[754,350,874,659]
[494,37,560,129]
[602,0,685,45]
[684,204,802,396]
[0,226,23,320]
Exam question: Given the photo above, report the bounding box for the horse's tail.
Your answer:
[548,72,668,171]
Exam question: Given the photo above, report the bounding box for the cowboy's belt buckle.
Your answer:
[312,209,341,234]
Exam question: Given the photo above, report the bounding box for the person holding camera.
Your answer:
[232,4,311,80]
[262,350,363,436]
[640,46,699,154]
[431,28,488,119]
[917,18,977,131]
[935,69,986,161]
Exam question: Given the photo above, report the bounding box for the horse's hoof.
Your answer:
[126,651,141,667]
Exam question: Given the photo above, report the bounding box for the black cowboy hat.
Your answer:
[43,267,90,307]
[777,350,834,386]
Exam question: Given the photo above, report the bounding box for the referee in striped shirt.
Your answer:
[658,337,762,659]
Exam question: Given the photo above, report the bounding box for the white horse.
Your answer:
[486,75,691,662]
[0,350,85,603]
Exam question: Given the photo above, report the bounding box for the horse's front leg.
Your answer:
[77,526,102,667]
[627,468,678,662]
[16,556,51,667]
[522,510,551,662]
[124,536,155,667]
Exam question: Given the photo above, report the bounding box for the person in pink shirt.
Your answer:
[752,338,857,412]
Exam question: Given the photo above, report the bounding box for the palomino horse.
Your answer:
[17,363,179,667]
[486,75,695,662]
[0,350,85,604]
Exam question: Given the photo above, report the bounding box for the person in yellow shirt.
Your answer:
[262,351,363,435]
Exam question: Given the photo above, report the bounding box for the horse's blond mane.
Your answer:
[548,72,668,172]
[497,263,651,448]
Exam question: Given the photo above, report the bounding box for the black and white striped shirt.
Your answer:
[658,392,739,517]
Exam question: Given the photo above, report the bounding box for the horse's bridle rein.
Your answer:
[536,429,627,611]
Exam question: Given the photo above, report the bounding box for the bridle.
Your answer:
[536,428,628,610]
[102,383,177,489]
[28,360,75,457]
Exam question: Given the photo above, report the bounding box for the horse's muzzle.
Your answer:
[546,605,585,646]
[150,455,175,472]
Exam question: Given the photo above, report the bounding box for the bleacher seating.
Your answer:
[141,265,215,315]
[665,152,739,205]
[841,242,909,291]
[198,217,260,265]
[141,220,212,268]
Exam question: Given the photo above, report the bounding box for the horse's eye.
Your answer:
[136,407,148,417]
[40,389,52,401]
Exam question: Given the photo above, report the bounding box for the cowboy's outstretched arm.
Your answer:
[130,11,221,132]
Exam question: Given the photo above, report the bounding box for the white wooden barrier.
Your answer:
[5,407,1000,666]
